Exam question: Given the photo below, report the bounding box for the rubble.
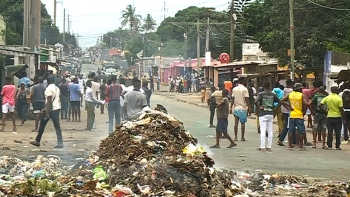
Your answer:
[0,107,349,196]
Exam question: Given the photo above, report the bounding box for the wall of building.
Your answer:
[0,14,6,45]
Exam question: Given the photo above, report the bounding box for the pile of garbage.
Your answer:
[0,107,349,196]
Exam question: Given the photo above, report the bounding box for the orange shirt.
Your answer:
[224,81,233,93]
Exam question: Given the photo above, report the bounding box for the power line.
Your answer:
[306,0,350,11]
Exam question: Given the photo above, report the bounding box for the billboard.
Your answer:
[242,43,263,56]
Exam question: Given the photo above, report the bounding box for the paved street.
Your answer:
[151,94,350,181]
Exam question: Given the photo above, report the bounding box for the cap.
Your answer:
[294,83,303,90]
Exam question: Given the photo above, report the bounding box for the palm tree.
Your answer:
[142,14,157,33]
[120,5,142,31]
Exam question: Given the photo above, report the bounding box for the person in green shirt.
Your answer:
[309,86,327,149]
[319,86,346,150]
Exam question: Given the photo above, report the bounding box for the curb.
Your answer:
[154,92,208,109]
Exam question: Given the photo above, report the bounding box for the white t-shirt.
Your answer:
[91,81,100,98]
[120,84,126,106]
[124,85,145,93]
[45,84,60,111]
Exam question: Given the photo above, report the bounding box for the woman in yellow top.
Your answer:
[281,83,307,151]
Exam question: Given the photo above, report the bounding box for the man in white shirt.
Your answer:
[30,76,63,148]
[85,80,104,131]
[230,77,251,141]
[91,76,100,99]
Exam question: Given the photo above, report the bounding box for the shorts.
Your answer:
[313,113,327,132]
[306,109,311,115]
[233,109,247,123]
[33,101,45,114]
[289,118,305,134]
[2,103,15,113]
[70,101,81,108]
[216,118,228,133]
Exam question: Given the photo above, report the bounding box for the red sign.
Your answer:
[219,53,230,63]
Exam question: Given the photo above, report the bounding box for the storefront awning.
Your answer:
[5,64,28,78]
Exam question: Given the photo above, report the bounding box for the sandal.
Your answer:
[210,145,220,148]
[325,147,332,150]
[287,147,293,151]
[311,145,316,149]
[256,148,265,151]
[13,128,17,132]
[299,148,306,151]
[266,148,272,152]
[227,143,237,148]
[336,148,342,150]
[234,138,238,141]
[0,129,4,132]
[322,146,326,149]
[31,129,38,132]
[277,141,285,146]
[241,138,247,141]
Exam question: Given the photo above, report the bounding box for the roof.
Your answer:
[0,47,48,56]
[4,64,28,78]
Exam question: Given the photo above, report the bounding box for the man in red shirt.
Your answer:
[1,77,17,132]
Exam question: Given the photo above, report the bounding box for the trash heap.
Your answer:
[0,108,349,196]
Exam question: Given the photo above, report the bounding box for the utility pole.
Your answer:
[289,0,295,80]
[63,9,66,43]
[67,14,70,34]
[23,0,29,47]
[54,0,57,26]
[197,19,201,72]
[110,37,112,48]
[141,35,145,79]
[230,0,235,62]
[205,18,210,52]
[184,29,188,76]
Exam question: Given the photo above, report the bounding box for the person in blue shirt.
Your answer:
[18,72,31,88]
[272,82,284,136]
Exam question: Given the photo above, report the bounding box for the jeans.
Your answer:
[60,95,69,119]
[279,113,297,144]
[35,110,63,144]
[326,117,342,148]
[108,99,121,132]
[259,115,273,148]
[17,102,28,120]
[86,102,95,130]
[209,105,216,125]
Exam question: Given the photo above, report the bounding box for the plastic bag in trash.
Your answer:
[93,166,107,181]
[182,144,204,156]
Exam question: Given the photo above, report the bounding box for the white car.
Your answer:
[105,68,117,76]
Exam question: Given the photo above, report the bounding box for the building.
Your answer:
[0,14,6,45]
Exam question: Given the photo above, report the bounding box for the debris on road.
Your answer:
[0,108,349,196]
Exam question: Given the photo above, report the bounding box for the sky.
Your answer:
[41,0,230,48]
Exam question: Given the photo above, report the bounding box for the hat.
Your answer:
[294,83,303,90]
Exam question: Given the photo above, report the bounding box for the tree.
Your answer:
[102,28,132,48]
[120,5,142,32]
[241,0,350,68]
[156,6,246,60]
[142,14,157,33]
[161,39,185,57]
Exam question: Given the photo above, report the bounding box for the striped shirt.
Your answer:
[106,84,122,101]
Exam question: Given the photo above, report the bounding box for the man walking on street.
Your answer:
[1,77,17,132]
[309,86,327,148]
[282,83,307,151]
[59,78,69,119]
[277,79,294,146]
[85,80,104,131]
[99,79,107,114]
[142,81,152,106]
[31,76,46,132]
[69,78,81,122]
[230,77,250,141]
[30,76,63,148]
[319,86,345,150]
[106,75,123,134]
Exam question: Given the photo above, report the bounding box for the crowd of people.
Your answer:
[207,78,350,151]
[0,72,154,148]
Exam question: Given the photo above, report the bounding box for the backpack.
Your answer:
[342,90,350,109]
